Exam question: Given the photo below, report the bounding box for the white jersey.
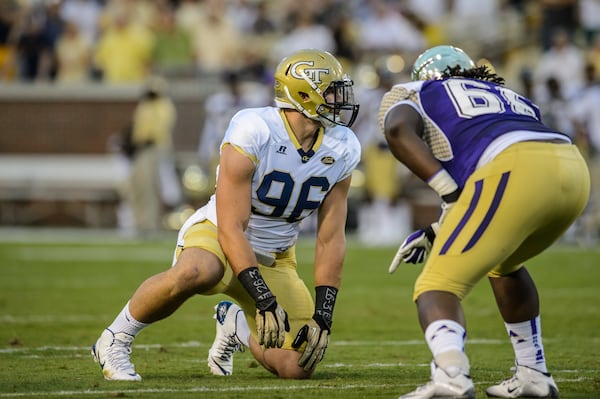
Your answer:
[180,106,361,253]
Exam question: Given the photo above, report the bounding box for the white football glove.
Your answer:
[389,222,439,273]
[388,200,456,273]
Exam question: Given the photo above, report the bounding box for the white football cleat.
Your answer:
[398,360,475,399]
[486,364,559,398]
[207,300,245,376]
[92,328,141,381]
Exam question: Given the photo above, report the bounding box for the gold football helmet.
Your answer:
[274,49,359,128]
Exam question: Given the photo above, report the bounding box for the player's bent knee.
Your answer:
[170,265,203,293]
[170,249,223,294]
[264,348,314,379]
[275,363,313,379]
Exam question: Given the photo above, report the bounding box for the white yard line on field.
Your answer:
[0,384,398,398]
[0,377,595,398]
[0,339,510,354]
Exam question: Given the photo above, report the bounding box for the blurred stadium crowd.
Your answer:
[1,0,599,245]
[0,0,598,94]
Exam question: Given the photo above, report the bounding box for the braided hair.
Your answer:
[441,65,505,85]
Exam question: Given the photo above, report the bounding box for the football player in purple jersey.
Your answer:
[378,45,590,399]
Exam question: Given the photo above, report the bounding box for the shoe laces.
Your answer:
[216,334,244,360]
[495,370,524,391]
[108,335,136,371]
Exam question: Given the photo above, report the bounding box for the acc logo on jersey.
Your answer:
[321,156,335,165]
[291,61,329,84]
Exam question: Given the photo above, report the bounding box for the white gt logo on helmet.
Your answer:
[290,61,329,84]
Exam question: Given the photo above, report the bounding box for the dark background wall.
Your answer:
[0,83,213,154]
[0,82,216,227]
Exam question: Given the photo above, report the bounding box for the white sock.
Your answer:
[425,319,466,357]
[235,309,251,347]
[505,316,548,373]
[107,301,149,337]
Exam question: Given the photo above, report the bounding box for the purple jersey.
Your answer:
[379,78,569,187]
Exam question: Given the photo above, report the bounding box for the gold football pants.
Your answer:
[174,220,313,349]
[415,142,590,301]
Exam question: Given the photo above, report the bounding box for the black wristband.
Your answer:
[313,286,338,331]
[237,266,276,311]
[441,188,461,204]
[423,225,437,243]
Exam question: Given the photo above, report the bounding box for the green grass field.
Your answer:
[0,228,599,398]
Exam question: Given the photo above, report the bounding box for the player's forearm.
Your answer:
[384,106,441,181]
[313,239,345,288]
[218,228,257,276]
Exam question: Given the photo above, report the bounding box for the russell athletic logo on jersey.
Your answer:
[290,61,329,83]
[276,145,287,154]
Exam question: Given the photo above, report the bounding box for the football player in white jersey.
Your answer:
[379,46,589,398]
[91,49,361,380]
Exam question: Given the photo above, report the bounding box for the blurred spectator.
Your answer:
[357,0,425,57]
[280,0,337,29]
[519,66,535,100]
[93,10,154,84]
[174,0,203,36]
[150,3,195,78]
[198,71,271,189]
[538,0,578,50]
[404,0,448,47]
[55,20,92,83]
[251,0,277,36]
[0,0,20,81]
[237,0,278,79]
[537,76,573,137]
[123,76,180,235]
[99,0,158,32]
[496,2,530,56]
[190,0,242,77]
[507,0,528,13]
[405,0,447,26]
[579,0,600,46]
[585,33,600,77]
[15,4,53,82]
[59,0,102,46]
[533,27,584,102]
[270,8,335,63]
[445,0,502,60]
[40,0,65,80]
[329,8,361,64]
[226,0,260,34]
[500,43,541,93]
[569,64,600,244]
[352,65,412,246]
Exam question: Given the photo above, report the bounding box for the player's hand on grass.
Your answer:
[238,266,289,348]
[255,298,289,348]
[292,286,337,371]
[389,222,438,273]
[292,317,330,371]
